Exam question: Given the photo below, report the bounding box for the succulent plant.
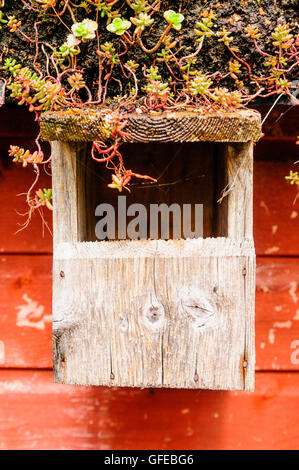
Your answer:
[163,10,184,31]
[71,19,98,41]
[131,13,154,31]
[107,18,131,35]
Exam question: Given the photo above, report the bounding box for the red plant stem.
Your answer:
[164,61,184,82]
[123,32,135,46]
[138,24,172,54]
[17,28,35,44]
[26,163,40,208]
[51,5,72,33]
[102,65,113,103]
[253,38,272,57]
[33,22,42,75]
[178,39,204,67]
[162,92,190,110]
[57,0,70,17]
[119,39,128,57]
[226,43,259,85]
[123,66,138,102]
[277,60,299,73]
[97,57,105,103]
[128,171,157,182]
[118,60,130,79]
[20,0,36,10]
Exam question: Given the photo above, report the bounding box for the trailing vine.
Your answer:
[0,0,298,225]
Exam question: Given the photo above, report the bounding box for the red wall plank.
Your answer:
[0,370,298,450]
[0,255,298,371]
[0,159,52,253]
[0,107,39,139]
[256,258,299,371]
[0,255,52,368]
[254,160,299,256]
[254,104,299,140]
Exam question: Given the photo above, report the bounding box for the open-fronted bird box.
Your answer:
[40,109,261,391]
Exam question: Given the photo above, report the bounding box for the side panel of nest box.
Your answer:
[50,139,255,391]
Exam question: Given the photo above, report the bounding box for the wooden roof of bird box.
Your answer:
[40,108,261,391]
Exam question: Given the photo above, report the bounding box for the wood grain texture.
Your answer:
[52,238,255,390]
[51,141,89,247]
[221,143,253,240]
[40,109,261,143]
[0,370,298,450]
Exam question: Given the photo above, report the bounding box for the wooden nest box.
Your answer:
[40,109,261,391]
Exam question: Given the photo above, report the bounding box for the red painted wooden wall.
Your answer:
[0,106,298,450]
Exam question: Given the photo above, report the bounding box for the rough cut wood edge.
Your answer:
[51,141,89,248]
[40,109,261,143]
[217,142,254,240]
[54,237,255,260]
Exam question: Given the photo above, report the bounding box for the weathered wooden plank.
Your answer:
[53,253,161,386]
[40,110,261,143]
[1,105,297,142]
[0,370,298,450]
[154,242,255,390]
[217,142,253,240]
[52,238,255,390]
[51,141,89,247]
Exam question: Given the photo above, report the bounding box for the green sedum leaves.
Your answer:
[163,10,184,31]
[107,18,131,35]
[72,18,98,41]
[131,13,154,31]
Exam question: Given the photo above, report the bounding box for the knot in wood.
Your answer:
[143,301,165,331]
[119,315,129,333]
[179,287,217,330]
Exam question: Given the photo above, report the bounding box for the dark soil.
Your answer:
[0,0,298,102]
